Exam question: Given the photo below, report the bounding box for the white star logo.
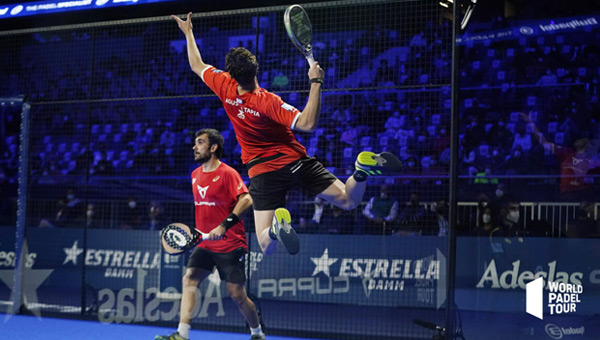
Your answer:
[197,185,209,199]
[310,249,338,277]
[0,240,54,319]
[63,241,84,265]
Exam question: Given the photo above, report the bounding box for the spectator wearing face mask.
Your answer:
[492,183,508,206]
[499,196,524,238]
[119,196,144,229]
[84,203,102,228]
[473,203,513,267]
[146,200,170,230]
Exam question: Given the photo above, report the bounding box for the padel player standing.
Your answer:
[172,12,402,256]
[155,129,264,340]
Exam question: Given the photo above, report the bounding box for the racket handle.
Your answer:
[195,229,224,241]
[306,55,315,68]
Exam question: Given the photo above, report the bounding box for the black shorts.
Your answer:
[249,157,337,210]
[187,247,246,284]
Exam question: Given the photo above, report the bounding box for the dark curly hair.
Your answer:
[225,47,258,86]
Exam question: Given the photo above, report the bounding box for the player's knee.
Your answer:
[182,273,200,288]
[337,198,359,210]
[229,289,246,305]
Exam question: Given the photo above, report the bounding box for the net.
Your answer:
[0,1,453,339]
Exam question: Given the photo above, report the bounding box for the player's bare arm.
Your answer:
[171,12,209,75]
[295,62,324,132]
[208,193,253,240]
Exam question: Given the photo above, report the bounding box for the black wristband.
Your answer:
[310,78,324,84]
[221,213,240,230]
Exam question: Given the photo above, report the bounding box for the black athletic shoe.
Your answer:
[271,208,299,255]
[355,151,402,175]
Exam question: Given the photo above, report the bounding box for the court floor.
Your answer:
[1,314,331,340]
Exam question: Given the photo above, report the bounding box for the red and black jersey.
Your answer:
[191,162,249,253]
[201,66,307,177]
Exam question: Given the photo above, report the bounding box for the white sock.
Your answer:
[177,323,191,339]
[250,325,263,335]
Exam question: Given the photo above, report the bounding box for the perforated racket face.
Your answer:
[161,223,196,254]
[284,5,313,56]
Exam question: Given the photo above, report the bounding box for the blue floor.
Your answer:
[0,314,329,340]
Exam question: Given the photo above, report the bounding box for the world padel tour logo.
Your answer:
[526,277,583,320]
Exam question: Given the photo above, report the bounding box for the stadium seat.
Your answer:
[554,132,564,144]
[507,123,515,133]
[510,112,519,122]
[360,136,372,147]
[427,125,436,136]
[478,144,489,158]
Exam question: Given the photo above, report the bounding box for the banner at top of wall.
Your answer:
[458,15,600,46]
[0,0,178,20]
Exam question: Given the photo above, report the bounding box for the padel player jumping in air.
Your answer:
[172,12,402,256]
[155,129,264,340]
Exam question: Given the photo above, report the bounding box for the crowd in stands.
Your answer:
[1,13,600,233]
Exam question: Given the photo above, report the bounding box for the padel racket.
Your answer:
[160,222,225,254]
[284,4,315,67]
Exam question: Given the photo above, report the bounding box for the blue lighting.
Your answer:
[0,0,178,19]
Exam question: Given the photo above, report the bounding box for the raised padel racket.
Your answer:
[284,4,315,67]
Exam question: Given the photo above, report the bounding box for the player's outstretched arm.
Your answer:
[295,62,324,132]
[171,12,208,76]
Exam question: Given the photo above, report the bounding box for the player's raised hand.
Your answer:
[308,61,324,80]
[171,12,193,35]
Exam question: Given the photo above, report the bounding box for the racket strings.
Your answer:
[163,225,194,250]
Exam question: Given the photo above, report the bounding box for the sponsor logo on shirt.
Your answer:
[211,69,224,73]
[237,109,246,120]
[197,185,209,199]
[212,176,220,182]
[226,98,261,118]
[225,98,240,106]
